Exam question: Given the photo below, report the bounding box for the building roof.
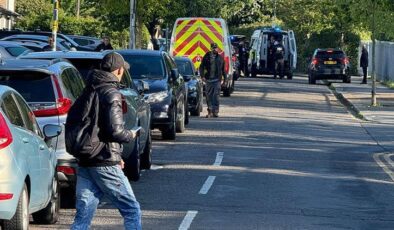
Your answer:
[0,6,19,18]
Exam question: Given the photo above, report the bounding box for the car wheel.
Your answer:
[230,78,235,93]
[176,100,186,133]
[343,75,351,83]
[162,107,176,140]
[32,174,60,224]
[140,129,152,170]
[251,64,257,78]
[3,184,29,230]
[60,186,76,209]
[124,136,141,182]
[309,74,316,84]
[287,73,293,80]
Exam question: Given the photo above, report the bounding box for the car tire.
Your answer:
[162,108,176,140]
[124,136,141,182]
[287,73,293,80]
[309,74,316,84]
[140,130,152,170]
[3,184,29,230]
[343,76,351,83]
[191,104,201,116]
[32,174,60,224]
[230,78,235,93]
[176,101,186,133]
[251,64,257,78]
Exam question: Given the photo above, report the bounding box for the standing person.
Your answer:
[200,43,225,118]
[95,36,114,51]
[68,52,141,230]
[273,40,285,79]
[360,45,369,84]
[43,36,55,51]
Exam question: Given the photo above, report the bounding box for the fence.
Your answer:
[361,40,394,81]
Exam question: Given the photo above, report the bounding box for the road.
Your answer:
[31,76,394,230]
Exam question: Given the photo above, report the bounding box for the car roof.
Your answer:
[20,50,111,60]
[0,41,26,48]
[173,56,192,62]
[0,59,68,74]
[117,49,165,57]
[0,84,16,95]
[2,34,66,42]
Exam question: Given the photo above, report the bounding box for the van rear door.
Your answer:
[288,30,297,69]
[260,33,268,68]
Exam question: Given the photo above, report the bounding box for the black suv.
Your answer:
[308,48,351,84]
[118,50,188,140]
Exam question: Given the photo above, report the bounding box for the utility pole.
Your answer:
[52,0,59,51]
[76,0,81,18]
[371,0,377,106]
[272,0,277,26]
[129,0,136,49]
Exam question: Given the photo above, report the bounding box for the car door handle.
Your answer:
[39,145,46,150]
[22,138,29,143]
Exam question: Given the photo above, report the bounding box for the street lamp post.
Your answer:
[129,0,136,49]
[371,0,377,106]
[52,0,59,52]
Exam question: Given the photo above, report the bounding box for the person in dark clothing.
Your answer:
[71,52,141,230]
[95,36,114,52]
[238,41,247,76]
[273,40,285,79]
[43,36,55,51]
[360,45,369,84]
[200,43,225,118]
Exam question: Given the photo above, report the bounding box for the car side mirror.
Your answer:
[43,124,62,140]
[170,69,179,82]
[137,80,149,95]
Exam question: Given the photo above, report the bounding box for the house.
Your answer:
[0,0,18,30]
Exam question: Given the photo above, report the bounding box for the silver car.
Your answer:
[0,85,61,229]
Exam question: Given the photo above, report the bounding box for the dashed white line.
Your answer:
[373,152,394,181]
[213,152,224,166]
[178,211,198,230]
[198,176,216,194]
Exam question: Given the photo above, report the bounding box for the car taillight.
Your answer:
[33,75,72,117]
[312,58,319,65]
[0,112,12,150]
[121,95,127,114]
[340,57,350,65]
[224,56,230,74]
[57,166,76,176]
[0,193,13,200]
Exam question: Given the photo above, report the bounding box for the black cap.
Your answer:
[211,43,218,49]
[100,52,129,72]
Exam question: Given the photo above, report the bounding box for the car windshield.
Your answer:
[175,60,194,76]
[123,55,165,79]
[0,71,55,102]
[5,46,29,57]
[68,59,101,80]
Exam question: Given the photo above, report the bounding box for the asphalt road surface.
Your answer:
[30,75,394,230]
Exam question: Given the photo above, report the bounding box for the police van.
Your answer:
[170,17,235,97]
[248,27,297,79]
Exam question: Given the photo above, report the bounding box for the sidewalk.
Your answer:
[331,76,394,124]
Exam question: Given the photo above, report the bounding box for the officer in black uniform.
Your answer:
[273,40,285,79]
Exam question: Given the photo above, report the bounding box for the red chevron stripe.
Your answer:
[184,42,200,56]
[200,19,223,42]
[199,31,222,53]
[177,20,184,25]
[176,19,197,40]
[174,30,200,54]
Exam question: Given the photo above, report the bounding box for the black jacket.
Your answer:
[78,69,133,167]
[200,51,225,81]
[95,43,114,52]
[360,48,369,68]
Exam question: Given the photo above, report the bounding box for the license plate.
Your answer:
[324,60,337,65]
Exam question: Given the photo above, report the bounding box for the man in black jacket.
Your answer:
[71,52,141,230]
[95,36,114,52]
[200,43,225,118]
[360,45,369,84]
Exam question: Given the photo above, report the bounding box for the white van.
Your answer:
[248,27,297,78]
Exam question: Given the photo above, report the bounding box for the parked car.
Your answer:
[0,41,30,59]
[174,56,204,116]
[308,48,351,84]
[118,50,188,140]
[21,51,152,182]
[0,85,62,229]
[1,34,71,51]
[67,35,102,50]
[170,17,235,97]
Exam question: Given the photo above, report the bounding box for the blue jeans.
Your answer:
[71,165,142,230]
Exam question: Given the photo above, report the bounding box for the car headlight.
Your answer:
[146,91,169,103]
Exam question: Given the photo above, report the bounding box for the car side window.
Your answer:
[163,55,172,77]
[13,93,42,136]
[121,69,132,88]
[60,68,84,101]
[1,93,25,128]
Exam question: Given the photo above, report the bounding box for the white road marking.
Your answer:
[373,152,394,181]
[178,211,198,230]
[383,154,394,168]
[198,176,216,194]
[213,152,224,166]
